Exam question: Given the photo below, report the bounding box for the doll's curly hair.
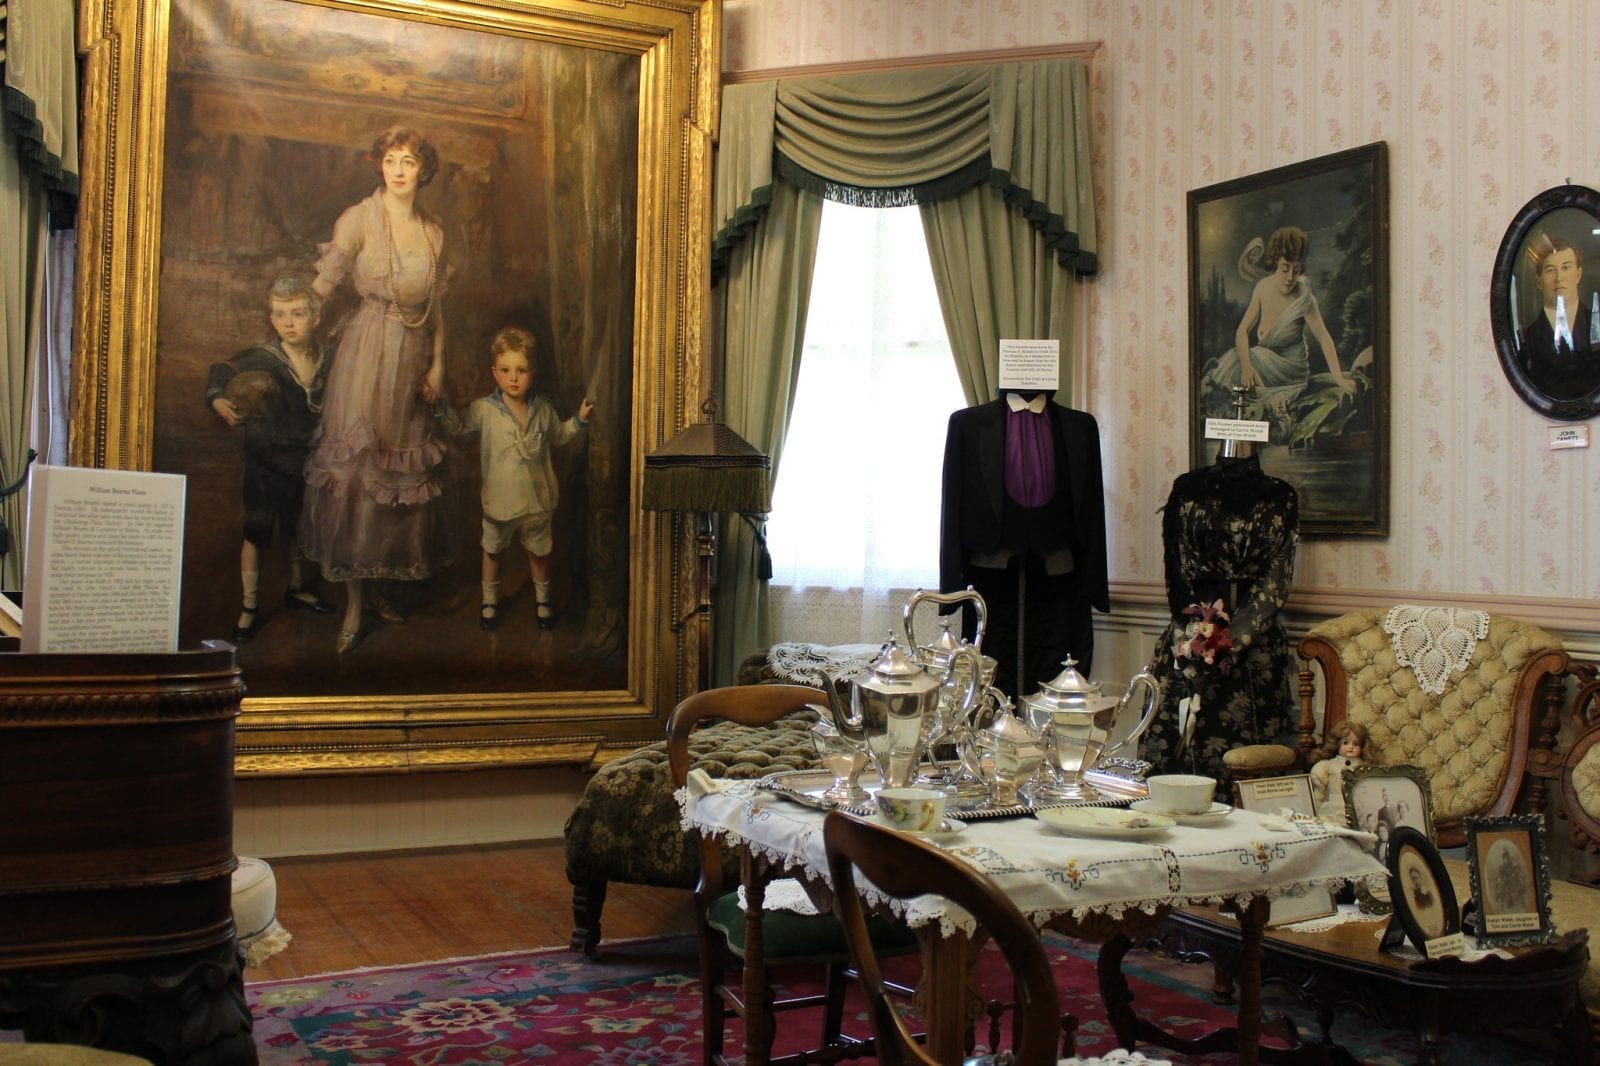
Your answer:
[1314,719,1368,763]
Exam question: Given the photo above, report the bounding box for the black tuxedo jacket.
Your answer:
[938,398,1110,613]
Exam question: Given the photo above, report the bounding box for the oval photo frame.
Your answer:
[1386,825,1461,956]
[1490,183,1600,421]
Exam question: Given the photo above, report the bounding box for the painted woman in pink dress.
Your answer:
[300,126,451,654]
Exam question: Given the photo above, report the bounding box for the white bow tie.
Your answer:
[1006,393,1047,414]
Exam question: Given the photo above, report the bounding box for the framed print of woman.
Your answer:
[1186,143,1389,535]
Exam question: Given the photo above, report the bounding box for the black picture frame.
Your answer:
[1464,813,1558,948]
[1386,825,1461,957]
[1187,142,1390,535]
[1345,763,1434,915]
[1489,184,1600,421]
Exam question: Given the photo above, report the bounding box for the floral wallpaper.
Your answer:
[724,0,1600,624]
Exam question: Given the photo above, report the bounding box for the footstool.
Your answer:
[232,856,291,967]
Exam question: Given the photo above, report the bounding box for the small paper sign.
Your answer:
[1205,417,1270,442]
[1483,911,1542,934]
[1424,931,1466,958]
[997,339,1060,392]
[1549,425,1590,450]
[1246,777,1305,801]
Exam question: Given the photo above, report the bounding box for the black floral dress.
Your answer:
[1141,455,1299,794]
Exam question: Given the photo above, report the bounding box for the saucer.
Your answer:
[1034,806,1174,840]
[1131,799,1233,827]
[874,814,968,841]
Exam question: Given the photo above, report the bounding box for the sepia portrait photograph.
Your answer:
[1465,814,1557,947]
[1188,142,1389,534]
[1490,184,1600,421]
[152,0,640,700]
[1385,826,1459,955]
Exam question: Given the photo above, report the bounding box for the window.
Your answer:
[765,201,966,642]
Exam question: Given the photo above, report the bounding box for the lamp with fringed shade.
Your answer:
[642,412,770,693]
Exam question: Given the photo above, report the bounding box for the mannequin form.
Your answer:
[938,390,1109,700]
[1140,422,1300,794]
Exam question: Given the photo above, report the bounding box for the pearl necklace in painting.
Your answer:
[381,206,438,329]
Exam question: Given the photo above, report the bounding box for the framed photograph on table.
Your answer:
[1234,773,1336,926]
[1187,142,1389,535]
[1385,826,1461,958]
[1346,764,1434,914]
[1465,814,1557,947]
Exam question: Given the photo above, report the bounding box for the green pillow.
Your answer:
[707,889,920,964]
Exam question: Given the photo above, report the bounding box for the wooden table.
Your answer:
[685,784,1386,1065]
[1155,904,1593,1064]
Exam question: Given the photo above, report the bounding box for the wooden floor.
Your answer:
[249,840,698,982]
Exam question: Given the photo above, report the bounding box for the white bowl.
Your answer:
[1145,773,1217,815]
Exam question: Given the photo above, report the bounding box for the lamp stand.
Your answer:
[693,512,716,694]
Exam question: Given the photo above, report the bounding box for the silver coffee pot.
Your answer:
[1020,657,1161,802]
[820,634,980,789]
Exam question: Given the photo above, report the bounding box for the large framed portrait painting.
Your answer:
[72,0,719,772]
[1188,143,1390,535]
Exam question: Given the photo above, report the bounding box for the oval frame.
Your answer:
[1489,183,1600,421]
[1386,825,1461,956]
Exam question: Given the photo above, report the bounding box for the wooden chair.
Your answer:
[822,810,1063,1066]
[1224,607,1569,846]
[668,684,915,1066]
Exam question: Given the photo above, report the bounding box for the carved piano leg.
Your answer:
[568,876,608,956]
[0,941,256,1065]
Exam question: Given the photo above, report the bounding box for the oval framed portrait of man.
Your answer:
[1490,184,1600,420]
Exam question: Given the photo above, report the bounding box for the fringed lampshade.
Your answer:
[642,422,771,515]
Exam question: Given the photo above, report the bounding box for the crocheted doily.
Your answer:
[1382,605,1489,695]
[766,641,882,684]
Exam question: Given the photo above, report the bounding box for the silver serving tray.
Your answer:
[755,764,1148,819]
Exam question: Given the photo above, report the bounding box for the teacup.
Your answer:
[1146,774,1217,815]
[874,786,947,833]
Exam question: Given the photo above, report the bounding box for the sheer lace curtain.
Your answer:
[766,202,966,646]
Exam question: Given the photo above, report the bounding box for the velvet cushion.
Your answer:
[706,889,919,963]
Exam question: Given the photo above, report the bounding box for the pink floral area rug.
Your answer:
[244,932,1551,1064]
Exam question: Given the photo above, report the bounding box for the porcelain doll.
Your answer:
[1310,720,1369,827]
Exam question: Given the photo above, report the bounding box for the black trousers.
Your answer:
[962,556,1093,703]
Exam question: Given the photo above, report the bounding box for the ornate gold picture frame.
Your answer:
[73,0,719,774]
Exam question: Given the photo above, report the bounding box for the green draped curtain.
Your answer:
[710,58,1096,685]
[1,0,80,588]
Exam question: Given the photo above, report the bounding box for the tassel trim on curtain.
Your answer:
[989,166,1097,276]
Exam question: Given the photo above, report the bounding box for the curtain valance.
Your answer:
[2,0,80,218]
[712,57,1097,281]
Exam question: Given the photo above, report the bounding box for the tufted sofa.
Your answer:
[563,652,822,955]
[1226,608,1569,846]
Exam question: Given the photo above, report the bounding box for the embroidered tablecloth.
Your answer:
[682,781,1387,938]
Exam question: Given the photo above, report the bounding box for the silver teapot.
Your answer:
[960,692,1046,805]
[1020,657,1161,802]
[902,587,993,768]
[820,634,980,789]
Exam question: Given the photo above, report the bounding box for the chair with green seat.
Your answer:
[667,683,918,1066]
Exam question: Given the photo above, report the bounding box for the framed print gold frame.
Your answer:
[1187,142,1389,535]
[72,0,720,774]
[1233,774,1336,926]
[1464,813,1557,948]
[1489,183,1600,421]
[1345,763,1434,914]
